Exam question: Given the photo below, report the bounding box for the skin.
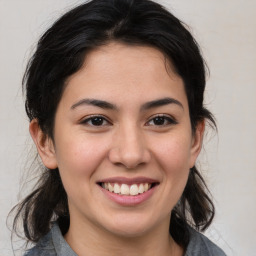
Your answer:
[30,42,204,256]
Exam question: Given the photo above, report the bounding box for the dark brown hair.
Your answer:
[12,0,215,249]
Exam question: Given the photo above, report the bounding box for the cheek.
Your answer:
[54,134,109,183]
[154,134,192,172]
[152,133,192,195]
[54,134,111,211]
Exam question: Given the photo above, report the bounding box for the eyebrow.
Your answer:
[71,98,118,110]
[71,97,183,111]
[140,97,183,111]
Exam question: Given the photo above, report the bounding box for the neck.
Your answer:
[64,215,183,256]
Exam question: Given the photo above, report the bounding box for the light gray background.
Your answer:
[0,0,255,255]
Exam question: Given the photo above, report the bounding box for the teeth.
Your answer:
[102,182,152,196]
[120,184,130,195]
[108,183,114,192]
[130,184,139,196]
[138,184,144,194]
[114,183,120,194]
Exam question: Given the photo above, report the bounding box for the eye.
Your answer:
[146,115,177,126]
[80,115,110,127]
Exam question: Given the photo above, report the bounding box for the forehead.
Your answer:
[81,42,177,82]
[62,42,187,109]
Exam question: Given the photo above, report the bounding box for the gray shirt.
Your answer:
[24,223,226,256]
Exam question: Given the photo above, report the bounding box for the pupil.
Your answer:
[154,117,165,125]
[92,117,103,126]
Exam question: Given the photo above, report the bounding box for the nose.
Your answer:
[108,125,151,169]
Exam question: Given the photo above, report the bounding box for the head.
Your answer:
[18,0,215,248]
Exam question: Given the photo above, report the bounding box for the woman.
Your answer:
[12,0,226,255]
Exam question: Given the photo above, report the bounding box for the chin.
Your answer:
[103,213,158,238]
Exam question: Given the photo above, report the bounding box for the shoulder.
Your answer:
[185,227,227,256]
[23,228,56,256]
[23,222,77,256]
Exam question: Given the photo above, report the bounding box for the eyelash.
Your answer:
[80,114,177,127]
[80,115,111,127]
[146,114,177,127]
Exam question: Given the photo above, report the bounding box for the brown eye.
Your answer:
[146,115,177,126]
[81,115,110,126]
[152,116,166,125]
[90,117,105,126]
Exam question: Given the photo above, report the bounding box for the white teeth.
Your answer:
[120,184,130,195]
[114,183,120,194]
[108,183,114,192]
[138,184,144,194]
[102,182,152,196]
[130,184,139,196]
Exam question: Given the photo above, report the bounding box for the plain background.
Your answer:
[0,0,255,255]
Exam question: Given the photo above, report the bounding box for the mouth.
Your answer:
[97,177,159,206]
[97,177,159,196]
[98,182,158,196]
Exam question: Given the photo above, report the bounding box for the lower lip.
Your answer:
[99,185,157,206]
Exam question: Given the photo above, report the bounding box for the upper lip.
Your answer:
[97,176,159,185]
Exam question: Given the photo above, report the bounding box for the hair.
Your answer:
[12,0,216,250]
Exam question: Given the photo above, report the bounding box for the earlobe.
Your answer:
[29,119,58,169]
[189,120,205,168]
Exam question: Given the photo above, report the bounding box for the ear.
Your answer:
[189,120,205,168]
[29,119,58,169]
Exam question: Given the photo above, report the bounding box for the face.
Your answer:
[32,42,204,238]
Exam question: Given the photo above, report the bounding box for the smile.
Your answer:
[97,177,159,206]
[100,183,152,196]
